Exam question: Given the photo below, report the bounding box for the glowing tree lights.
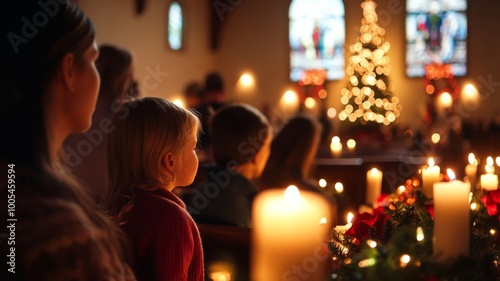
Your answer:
[339,0,401,127]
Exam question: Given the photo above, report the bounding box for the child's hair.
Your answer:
[209,103,271,167]
[104,97,200,224]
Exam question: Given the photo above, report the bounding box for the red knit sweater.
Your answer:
[122,188,204,281]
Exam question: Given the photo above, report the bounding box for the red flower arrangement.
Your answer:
[481,189,500,221]
[344,207,390,244]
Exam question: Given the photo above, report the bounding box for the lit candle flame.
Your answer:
[331,136,340,144]
[319,217,327,225]
[487,156,494,167]
[468,153,476,165]
[347,212,354,224]
[428,158,435,167]
[284,185,300,204]
[416,227,424,241]
[334,182,344,193]
[496,157,500,167]
[447,169,456,181]
[318,179,327,188]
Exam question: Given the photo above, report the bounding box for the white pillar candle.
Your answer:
[481,164,498,191]
[433,169,470,264]
[330,136,342,157]
[252,186,331,281]
[464,153,478,190]
[366,168,383,206]
[422,158,440,198]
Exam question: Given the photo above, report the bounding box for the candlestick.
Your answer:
[366,168,383,206]
[433,169,470,264]
[422,158,440,198]
[465,153,478,190]
[252,185,331,281]
[330,136,342,157]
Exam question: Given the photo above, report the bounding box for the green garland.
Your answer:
[328,179,500,281]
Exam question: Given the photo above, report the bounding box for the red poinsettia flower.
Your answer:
[481,190,500,219]
[425,204,434,219]
[344,207,389,244]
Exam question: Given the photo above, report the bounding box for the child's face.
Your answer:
[173,127,199,187]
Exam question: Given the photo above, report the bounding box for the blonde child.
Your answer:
[104,97,203,281]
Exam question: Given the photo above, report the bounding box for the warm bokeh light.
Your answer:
[462,83,478,103]
[487,156,494,167]
[282,90,298,105]
[318,179,327,188]
[319,217,327,225]
[327,107,337,118]
[416,227,424,241]
[367,239,377,248]
[304,97,316,109]
[335,182,344,193]
[468,153,476,165]
[439,92,453,108]
[331,136,340,144]
[400,254,411,267]
[284,185,300,204]
[398,185,406,194]
[318,89,328,99]
[347,139,356,150]
[470,202,477,210]
[425,84,435,94]
[431,133,440,143]
[173,98,185,108]
[239,73,255,88]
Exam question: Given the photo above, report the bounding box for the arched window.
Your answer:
[289,0,345,81]
[406,0,467,77]
[167,1,183,50]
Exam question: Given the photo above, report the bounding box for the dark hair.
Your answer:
[210,103,270,167]
[260,114,322,185]
[96,44,133,104]
[204,72,224,92]
[0,0,95,168]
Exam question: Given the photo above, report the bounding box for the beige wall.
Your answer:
[81,0,500,131]
[79,0,215,100]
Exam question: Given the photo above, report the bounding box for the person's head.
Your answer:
[210,103,272,179]
[184,81,202,108]
[204,72,225,103]
[95,44,134,104]
[0,0,98,167]
[105,97,200,222]
[261,114,322,183]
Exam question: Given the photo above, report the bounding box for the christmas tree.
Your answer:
[338,0,401,129]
